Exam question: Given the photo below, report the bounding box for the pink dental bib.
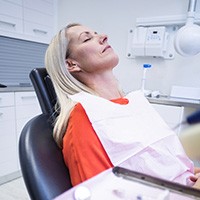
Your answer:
[70,90,194,185]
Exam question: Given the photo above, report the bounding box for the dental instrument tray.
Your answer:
[113,166,200,199]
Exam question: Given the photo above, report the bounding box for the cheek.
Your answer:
[78,45,98,58]
[76,46,100,65]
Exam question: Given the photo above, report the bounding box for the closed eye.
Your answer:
[83,38,91,42]
[80,31,98,43]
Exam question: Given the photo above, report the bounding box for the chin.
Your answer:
[111,54,119,67]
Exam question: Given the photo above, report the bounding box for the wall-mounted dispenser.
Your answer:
[126,25,176,59]
[127,0,200,59]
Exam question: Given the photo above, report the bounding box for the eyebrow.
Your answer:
[78,31,90,39]
[78,31,97,40]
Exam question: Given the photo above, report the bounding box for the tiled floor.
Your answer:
[0,177,30,200]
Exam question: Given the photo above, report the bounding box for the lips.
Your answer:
[102,45,111,53]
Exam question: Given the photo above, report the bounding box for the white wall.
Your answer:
[56,0,200,95]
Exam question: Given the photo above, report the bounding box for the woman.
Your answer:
[45,23,200,188]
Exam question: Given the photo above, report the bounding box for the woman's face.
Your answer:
[66,25,119,73]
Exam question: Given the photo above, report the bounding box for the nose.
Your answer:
[99,34,108,44]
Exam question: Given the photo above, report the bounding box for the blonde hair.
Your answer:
[45,23,94,148]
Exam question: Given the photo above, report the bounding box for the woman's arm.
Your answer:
[62,103,113,186]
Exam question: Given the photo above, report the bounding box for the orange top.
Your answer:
[62,98,129,186]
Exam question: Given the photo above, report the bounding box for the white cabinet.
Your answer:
[23,0,55,42]
[0,93,18,178]
[0,0,23,34]
[23,0,54,15]
[0,0,55,43]
[15,91,41,170]
[15,91,41,142]
[0,91,41,183]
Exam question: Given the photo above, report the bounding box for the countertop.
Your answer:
[0,86,34,93]
[147,95,200,108]
[1,87,200,108]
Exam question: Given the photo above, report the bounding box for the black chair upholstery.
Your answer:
[29,68,58,122]
[19,68,72,199]
[19,114,72,200]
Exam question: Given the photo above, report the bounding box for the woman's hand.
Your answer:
[189,167,200,189]
[194,167,200,174]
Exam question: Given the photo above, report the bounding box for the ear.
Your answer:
[66,59,81,73]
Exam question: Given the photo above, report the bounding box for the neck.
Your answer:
[94,83,123,100]
[81,71,124,100]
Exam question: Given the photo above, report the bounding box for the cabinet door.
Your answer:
[23,8,53,27]
[15,91,41,170]
[0,0,55,42]
[15,91,41,140]
[0,0,23,34]
[0,0,23,18]
[23,0,54,15]
[16,103,41,140]
[23,0,54,43]
[23,20,53,43]
[15,91,40,106]
[0,93,14,107]
[0,106,18,177]
[0,15,23,33]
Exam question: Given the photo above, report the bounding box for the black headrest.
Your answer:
[29,68,58,122]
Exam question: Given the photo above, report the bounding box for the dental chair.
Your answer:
[29,67,58,123]
[19,68,72,200]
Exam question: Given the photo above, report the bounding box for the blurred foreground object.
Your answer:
[179,123,200,160]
